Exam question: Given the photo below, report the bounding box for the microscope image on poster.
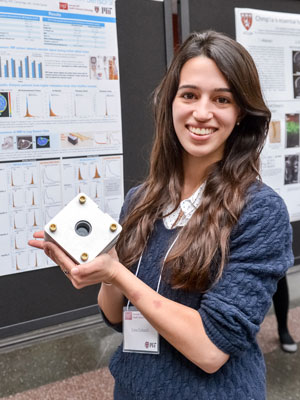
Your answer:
[44,193,122,264]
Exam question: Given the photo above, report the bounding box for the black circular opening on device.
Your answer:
[75,220,92,237]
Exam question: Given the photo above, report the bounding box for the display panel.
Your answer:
[236,8,300,222]
[0,0,170,338]
[0,0,124,276]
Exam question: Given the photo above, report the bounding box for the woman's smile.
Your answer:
[187,125,217,137]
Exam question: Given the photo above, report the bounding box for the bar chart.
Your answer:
[0,55,43,79]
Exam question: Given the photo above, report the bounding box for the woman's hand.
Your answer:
[68,252,120,289]
[28,231,120,289]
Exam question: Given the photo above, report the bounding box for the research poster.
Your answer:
[0,0,124,275]
[235,8,300,222]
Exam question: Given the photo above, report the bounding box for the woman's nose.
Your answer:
[192,99,213,120]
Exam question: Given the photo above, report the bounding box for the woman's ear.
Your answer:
[236,111,246,126]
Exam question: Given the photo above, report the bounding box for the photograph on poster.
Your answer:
[293,51,300,98]
[293,51,300,74]
[89,55,119,80]
[17,136,33,150]
[0,92,11,117]
[36,136,50,149]
[268,120,281,144]
[293,76,300,99]
[61,132,94,148]
[1,136,13,150]
[285,114,300,148]
[284,154,299,185]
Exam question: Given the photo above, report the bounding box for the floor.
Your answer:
[0,305,299,400]
[1,269,300,400]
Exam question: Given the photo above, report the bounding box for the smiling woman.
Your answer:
[29,31,294,400]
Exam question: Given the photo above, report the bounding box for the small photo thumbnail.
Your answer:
[285,114,300,148]
[0,92,11,117]
[268,121,281,143]
[284,154,299,184]
[1,136,13,150]
[36,135,50,149]
[17,136,33,150]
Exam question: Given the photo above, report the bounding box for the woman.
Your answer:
[29,31,294,399]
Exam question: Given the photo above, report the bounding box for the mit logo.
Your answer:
[145,341,157,349]
[102,7,112,15]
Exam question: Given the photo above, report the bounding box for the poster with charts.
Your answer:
[0,0,124,276]
[235,8,300,222]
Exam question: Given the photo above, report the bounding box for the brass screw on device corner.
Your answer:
[50,223,57,232]
[81,252,88,261]
[110,223,117,232]
[79,195,86,204]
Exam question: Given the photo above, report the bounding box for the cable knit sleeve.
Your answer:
[198,185,294,357]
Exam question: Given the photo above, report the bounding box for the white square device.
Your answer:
[44,193,122,264]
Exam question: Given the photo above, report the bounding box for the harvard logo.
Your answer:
[241,13,252,31]
[95,6,99,13]
[145,341,149,349]
[59,2,68,10]
[124,311,132,320]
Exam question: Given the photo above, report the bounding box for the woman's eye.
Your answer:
[182,92,196,100]
[216,97,230,104]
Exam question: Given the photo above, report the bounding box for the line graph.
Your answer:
[40,161,61,185]
[101,157,121,178]
[43,185,62,205]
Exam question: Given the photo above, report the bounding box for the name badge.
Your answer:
[123,306,160,354]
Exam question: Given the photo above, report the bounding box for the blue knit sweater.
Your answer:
[103,182,294,400]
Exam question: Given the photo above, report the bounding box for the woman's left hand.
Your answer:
[28,231,120,289]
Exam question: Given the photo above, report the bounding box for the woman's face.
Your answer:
[172,56,240,166]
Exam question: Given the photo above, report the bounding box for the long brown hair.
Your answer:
[116,31,271,292]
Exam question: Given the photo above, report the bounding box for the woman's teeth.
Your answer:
[189,127,215,136]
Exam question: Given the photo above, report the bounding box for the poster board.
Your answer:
[0,0,170,338]
[179,0,300,264]
[236,8,300,222]
[0,0,123,272]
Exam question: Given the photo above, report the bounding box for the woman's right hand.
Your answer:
[28,231,121,289]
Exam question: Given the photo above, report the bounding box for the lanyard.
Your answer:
[126,233,180,309]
